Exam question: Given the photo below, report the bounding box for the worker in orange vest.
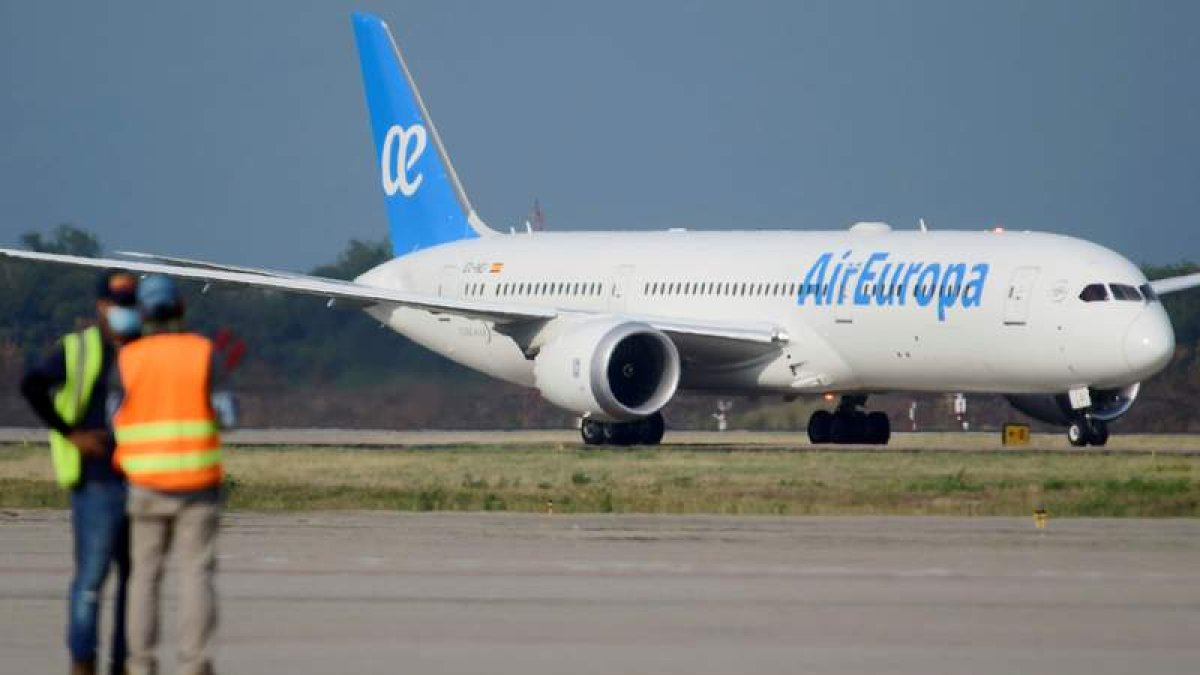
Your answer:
[113,275,222,675]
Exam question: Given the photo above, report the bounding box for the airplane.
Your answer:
[3,12,1198,448]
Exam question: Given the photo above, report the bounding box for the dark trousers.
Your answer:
[68,479,130,674]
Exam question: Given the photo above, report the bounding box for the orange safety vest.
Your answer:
[113,333,221,492]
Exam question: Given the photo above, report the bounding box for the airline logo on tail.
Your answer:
[381,124,428,197]
[353,12,494,254]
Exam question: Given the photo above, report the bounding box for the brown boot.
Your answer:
[70,661,96,675]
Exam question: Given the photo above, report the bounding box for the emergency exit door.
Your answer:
[609,265,636,312]
[1003,267,1039,326]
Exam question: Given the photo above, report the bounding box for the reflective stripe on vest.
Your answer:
[118,448,222,474]
[48,326,104,489]
[114,333,222,492]
[115,420,219,445]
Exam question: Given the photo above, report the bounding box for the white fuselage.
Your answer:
[357,228,1175,400]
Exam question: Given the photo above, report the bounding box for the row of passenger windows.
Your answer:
[643,281,964,299]
[464,281,606,297]
[462,279,964,300]
[1079,283,1158,303]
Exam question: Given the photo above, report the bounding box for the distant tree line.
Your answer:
[1,225,1198,431]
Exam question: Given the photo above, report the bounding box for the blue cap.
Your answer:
[137,275,182,317]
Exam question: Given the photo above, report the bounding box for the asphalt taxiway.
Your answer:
[2,512,1197,674]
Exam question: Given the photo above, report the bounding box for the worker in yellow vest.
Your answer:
[114,275,223,675]
[20,270,142,675]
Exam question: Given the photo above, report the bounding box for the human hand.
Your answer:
[68,429,110,458]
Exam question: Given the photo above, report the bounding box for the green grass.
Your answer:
[1,443,1198,516]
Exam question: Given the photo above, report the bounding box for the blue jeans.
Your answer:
[68,480,130,673]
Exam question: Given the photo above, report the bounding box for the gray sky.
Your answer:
[2,1,1197,270]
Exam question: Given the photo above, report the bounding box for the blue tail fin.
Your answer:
[352,12,494,255]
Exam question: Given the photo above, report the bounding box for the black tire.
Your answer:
[581,419,606,446]
[807,410,833,444]
[865,412,891,445]
[639,412,665,445]
[603,421,635,446]
[1087,419,1109,447]
[1067,421,1088,447]
[829,413,855,444]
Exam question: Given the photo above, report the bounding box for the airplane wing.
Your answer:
[0,248,787,347]
[0,248,554,323]
[1151,272,1200,296]
[115,251,304,278]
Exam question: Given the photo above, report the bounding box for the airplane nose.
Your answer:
[1124,307,1175,377]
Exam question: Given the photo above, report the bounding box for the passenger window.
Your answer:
[1078,283,1108,302]
[1110,284,1142,301]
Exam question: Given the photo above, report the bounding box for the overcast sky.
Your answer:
[2,1,1197,270]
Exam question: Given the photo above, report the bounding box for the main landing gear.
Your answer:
[1067,417,1108,447]
[807,395,891,445]
[581,411,665,446]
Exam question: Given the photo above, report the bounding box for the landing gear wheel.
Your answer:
[807,410,833,444]
[1067,421,1086,446]
[1086,419,1109,447]
[581,419,605,446]
[602,422,630,446]
[637,412,665,445]
[809,398,890,445]
[865,412,891,445]
[829,413,856,444]
[1067,421,1088,447]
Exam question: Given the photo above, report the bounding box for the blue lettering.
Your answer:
[937,263,967,321]
[873,263,895,305]
[962,263,989,307]
[900,263,922,306]
[855,252,888,305]
[799,253,831,306]
[914,264,940,307]
[796,251,989,320]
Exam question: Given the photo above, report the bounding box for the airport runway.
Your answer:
[2,512,1198,674]
[3,427,1199,453]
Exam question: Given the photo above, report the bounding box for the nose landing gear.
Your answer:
[1067,417,1108,447]
[807,395,891,445]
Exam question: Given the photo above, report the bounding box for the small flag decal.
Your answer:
[489,262,504,274]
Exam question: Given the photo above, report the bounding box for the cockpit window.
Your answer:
[1110,283,1143,301]
[1079,283,1109,302]
[1139,283,1159,303]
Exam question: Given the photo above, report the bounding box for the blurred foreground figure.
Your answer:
[114,275,223,675]
[20,270,141,675]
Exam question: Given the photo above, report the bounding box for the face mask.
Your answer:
[106,305,142,338]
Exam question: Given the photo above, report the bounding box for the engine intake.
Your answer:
[534,320,681,421]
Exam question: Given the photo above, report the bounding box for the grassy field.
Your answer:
[1,442,1197,516]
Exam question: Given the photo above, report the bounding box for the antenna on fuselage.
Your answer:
[918,218,929,232]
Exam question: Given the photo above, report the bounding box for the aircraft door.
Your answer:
[609,265,636,313]
[438,264,459,298]
[1003,267,1039,326]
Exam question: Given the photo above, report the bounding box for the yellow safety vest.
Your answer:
[48,326,104,489]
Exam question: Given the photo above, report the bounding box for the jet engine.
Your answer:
[1005,383,1141,425]
[533,319,681,421]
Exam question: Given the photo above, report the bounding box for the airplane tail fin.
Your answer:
[351,12,495,255]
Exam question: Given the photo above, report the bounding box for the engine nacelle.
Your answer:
[1005,383,1141,426]
[533,319,681,421]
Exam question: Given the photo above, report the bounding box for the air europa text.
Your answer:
[798,251,990,321]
